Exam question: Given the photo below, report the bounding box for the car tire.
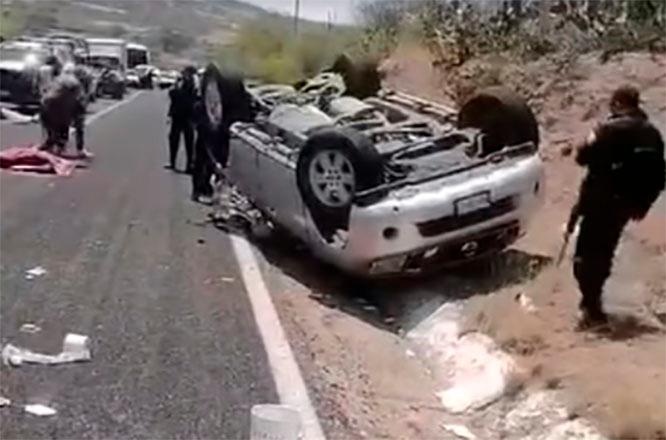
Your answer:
[201,63,253,166]
[457,87,539,156]
[296,127,383,240]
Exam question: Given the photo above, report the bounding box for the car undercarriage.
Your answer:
[201,64,544,275]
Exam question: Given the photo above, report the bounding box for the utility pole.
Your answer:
[294,0,300,35]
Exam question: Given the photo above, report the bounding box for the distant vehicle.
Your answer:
[87,38,127,100]
[126,42,150,69]
[134,64,158,89]
[86,38,127,72]
[97,68,126,99]
[125,69,140,88]
[158,69,178,89]
[0,41,55,106]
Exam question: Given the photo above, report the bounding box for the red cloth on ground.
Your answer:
[0,146,82,176]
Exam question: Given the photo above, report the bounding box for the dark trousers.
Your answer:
[573,209,629,315]
[191,129,213,197]
[169,119,194,170]
[40,108,68,152]
[40,107,85,152]
[73,111,85,151]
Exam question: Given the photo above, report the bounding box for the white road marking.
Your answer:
[0,91,143,127]
[85,91,144,126]
[230,234,326,440]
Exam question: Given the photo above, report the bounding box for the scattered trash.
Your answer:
[442,423,477,440]
[384,317,396,324]
[406,349,416,358]
[24,404,56,417]
[2,333,91,367]
[197,238,206,245]
[25,266,47,280]
[0,396,10,407]
[19,323,41,334]
[221,277,235,283]
[362,305,378,312]
[250,404,301,440]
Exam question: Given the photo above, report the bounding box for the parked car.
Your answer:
[96,67,126,99]
[0,41,55,107]
[125,69,140,88]
[158,69,178,89]
[134,64,158,89]
[201,64,544,276]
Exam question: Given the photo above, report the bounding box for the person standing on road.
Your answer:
[568,85,665,327]
[166,66,197,173]
[39,71,89,157]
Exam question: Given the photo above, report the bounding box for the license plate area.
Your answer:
[455,191,490,215]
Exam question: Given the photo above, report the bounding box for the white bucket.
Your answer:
[250,404,302,440]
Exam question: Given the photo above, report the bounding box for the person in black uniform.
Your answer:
[568,85,665,326]
[190,97,215,203]
[166,66,197,172]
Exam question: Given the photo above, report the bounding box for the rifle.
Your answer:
[557,200,581,266]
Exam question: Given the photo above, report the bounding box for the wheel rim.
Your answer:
[205,80,223,129]
[308,149,355,208]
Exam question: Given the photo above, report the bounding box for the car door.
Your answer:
[251,134,308,237]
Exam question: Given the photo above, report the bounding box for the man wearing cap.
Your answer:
[568,85,665,327]
[166,66,197,172]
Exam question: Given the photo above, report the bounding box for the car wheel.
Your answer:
[201,63,253,164]
[296,128,383,240]
[457,87,539,156]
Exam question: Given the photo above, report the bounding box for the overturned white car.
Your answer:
[201,64,544,276]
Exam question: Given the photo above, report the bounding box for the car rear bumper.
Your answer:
[313,155,544,276]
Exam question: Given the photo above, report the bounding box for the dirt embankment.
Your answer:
[383,44,666,439]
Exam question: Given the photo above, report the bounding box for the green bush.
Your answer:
[211,18,364,84]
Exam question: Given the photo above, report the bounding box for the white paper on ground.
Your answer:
[25,266,47,280]
[0,396,10,407]
[442,423,477,440]
[19,323,41,334]
[24,404,56,416]
[2,333,91,367]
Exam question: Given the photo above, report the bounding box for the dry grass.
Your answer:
[581,376,666,440]
[462,290,548,357]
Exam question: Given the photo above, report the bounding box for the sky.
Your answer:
[241,0,358,24]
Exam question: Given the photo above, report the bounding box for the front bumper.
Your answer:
[314,155,544,276]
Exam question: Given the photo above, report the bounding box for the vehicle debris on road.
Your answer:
[2,333,91,367]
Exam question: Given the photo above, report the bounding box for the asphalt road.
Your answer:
[0,92,278,439]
